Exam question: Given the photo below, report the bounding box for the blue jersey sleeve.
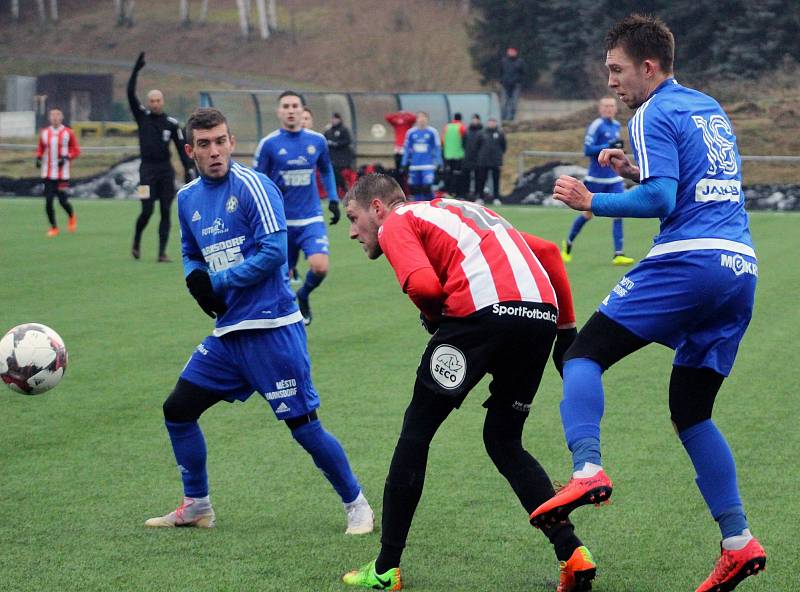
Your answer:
[178,194,207,278]
[630,103,680,183]
[316,139,339,201]
[210,168,288,291]
[592,176,677,219]
[401,130,412,167]
[431,128,443,166]
[584,119,608,157]
[253,137,270,174]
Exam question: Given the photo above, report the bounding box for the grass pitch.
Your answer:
[0,198,797,592]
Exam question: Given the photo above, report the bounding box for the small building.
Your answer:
[35,73,113,126]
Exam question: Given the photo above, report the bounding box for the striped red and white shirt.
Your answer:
[378,198,557,318]
[37,125,80,181]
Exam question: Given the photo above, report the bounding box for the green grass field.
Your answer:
[1,199,797,592]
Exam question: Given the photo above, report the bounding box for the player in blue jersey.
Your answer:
[253,91,341,325]
[145,108,373,535]
[561,97,634,266]
[530,15,766,592]
[400,112,443,201]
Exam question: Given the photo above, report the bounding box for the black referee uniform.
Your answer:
[127,54,194,261]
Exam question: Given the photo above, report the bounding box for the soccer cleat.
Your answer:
[561,240,572,263]
[157,254,173,263]
[342,560,402,590]
[67,214,77,233]
[530,469,612,528]
[47,227,60,237]
[297,294,312,326]
[557,545,597,592]
[144,498,216,528]
[345,494,375,535]
[695,538,766,592]
[612,254,634,266]
[131,246,141,260]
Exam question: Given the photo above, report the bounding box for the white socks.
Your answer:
[344,490,368,510]
[722,529,753,550]
[573,462,603,479]
[186,495,212,512]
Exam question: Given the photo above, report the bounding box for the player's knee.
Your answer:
[482,407,525,470]
[162,379,211,423]
[668,366,724,432]
[308,260,328,277]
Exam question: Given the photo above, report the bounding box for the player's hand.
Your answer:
[608,139,624,150]
[35,158,41,169]
[598,148,639,180]
[58,157,68,168]
[328,200,341,225]
[420,312,440,335]
[553,175,593,211]
[134,52,146,71]
[186,269,228,319]
[552,327,577,377]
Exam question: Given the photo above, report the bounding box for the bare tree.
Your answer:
[114,0,135,27]
[255,0,269,39]
[180,0,189,25]
[36,0,46,23]
[199,0,209,24]
[49,0,58,21]
[267,0,278,31]
[11,0,19,20]
[460,0,470,15]
[236,0,251,37]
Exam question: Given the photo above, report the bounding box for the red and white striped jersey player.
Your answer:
[36,108,81,236]
[341,173,595,592]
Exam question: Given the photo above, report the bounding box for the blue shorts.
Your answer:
[585,180,624,194]
[599,249,757,376]
[408,169,435,186]
[287,222,329,269]
[180,322,320,420]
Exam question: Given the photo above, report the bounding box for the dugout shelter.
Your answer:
[199,90,500,165]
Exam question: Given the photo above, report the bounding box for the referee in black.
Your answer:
[128,52,195,262]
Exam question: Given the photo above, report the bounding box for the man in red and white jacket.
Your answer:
[36,108,80,236]
[340,173,596,592]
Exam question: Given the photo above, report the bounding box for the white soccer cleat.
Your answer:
[345,492,375,535]
[145,498,216,528]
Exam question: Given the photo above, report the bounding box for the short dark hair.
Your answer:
[605,14,674,74]
[186,108,229,145]
[344,173,407,210]
[303,106,314,116]
[453,112,462,121]
[278,90,304,104]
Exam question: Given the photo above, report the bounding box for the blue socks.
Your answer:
[297,270,324,300]
[561,358,605,471]
[612,218,624,254]
[165,420,209,497]
[568,214,589,243]
[679,419,748,538]
[291,419,361,504]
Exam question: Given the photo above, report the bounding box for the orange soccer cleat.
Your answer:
[67,214,77,233]
[46,227,60,237]
[695,537,766,592]
[557,545,597,592]
[530,469,613,529]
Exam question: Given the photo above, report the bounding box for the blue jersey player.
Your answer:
[254,91,340,325]
[531,15,766,592]
[561,97,634,266]
[400,111,442,201]
[145,108,373,536]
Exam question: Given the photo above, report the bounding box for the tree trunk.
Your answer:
[460,0,470,16]
[200,0,209,24]
[49,0,58,21]
[124,0,135,26]
[36,0,46,22]
[236,0,250,37]
[179,0,189,25]
[11,0,19,20]
[255,0,269,39]
[267,0,278,31]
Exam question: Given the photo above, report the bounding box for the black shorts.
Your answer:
[417,301,557,412]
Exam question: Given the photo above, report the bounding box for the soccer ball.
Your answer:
[0,323,68,395]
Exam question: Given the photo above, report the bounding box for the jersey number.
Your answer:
[435,199,512,230]
[205,246,243,272]
[691,115,738,176]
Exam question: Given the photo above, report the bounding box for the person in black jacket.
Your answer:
[462,113,483,200]
[475,118,507,205]
[500,47,525,122]
[128,52,195,262]
[323,112,354,197]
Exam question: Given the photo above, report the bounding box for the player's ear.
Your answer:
[184,142,194,160]
[642,58,658,78]
[229,134,236,152]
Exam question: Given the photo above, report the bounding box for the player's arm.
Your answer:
[179,202,228,319]
[172,123,195,180]
[66,128,80,160]
[553,175,676,218]
[431,128,443,167]
[209,176,288,291]
[317,141,340,224]
[127,52,146,123]
[400,130,412,167]
[252,137,269,173]
[36,131,45,168]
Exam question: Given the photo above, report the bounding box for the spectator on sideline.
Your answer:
[476,118,507,205]
[462,113,483,200]
[324,112,354,197]
[441,112,466,196]
[500,47,525,122]
[36,108,80,237]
